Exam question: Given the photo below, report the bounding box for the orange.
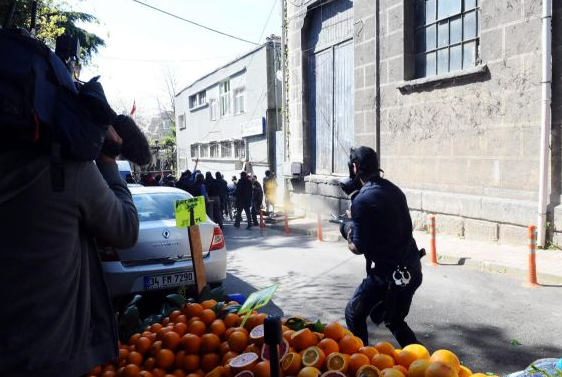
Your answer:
[156,349,175,369]
[394,350,417,369]
[101,371,117,377]
[161,317,170,327]
[189,320,207,337]
[151,368,167,377]
[356,365,382,377]
[205,366,223,377]
[283,330,295,344]
[144,357,156,371]
[209,320,227,338]
[150,341,163,357]
[201,353,221,372]
[402,345,430,361]
[458,366,472,377]
[291,328,319,351]
[176,315,188,324]
[183,354,201,372]
[201,299,218,310]
[156,327,174,341]
[408,359,430,377]
[225,327,249,339]
[174,322,188,337]
[122,364,141,377]
[119,348,130,362]
[324,322,346,342]
[318,338,340,357]
[326,352,350,373]
[349,353,371,376]
[130,333,142,346]
[175,351,186,369]
[339,335,361,355]
[424,362,458,377]
[359,347,379,360]
[393,365,409,376]
[184,303,205,319]
[256,313,268,326]
[201,333,221,353]
[228,331,249,353]
[201,309,217,325]
[371,354,395,370]
[162,331,181,351]
[302,346,326,369]
[298,366,322,377]
[380,368,404,377]
[429,350,461,373]
[374,342,395,357]
[181,334,202,354]
[282,352,303,375]
[222,351,240,365]
[128,351,143,366]
[170,310,182,322]
[224,313,240,328]
[151,323,163,333]
[219,341,231,356]
[253,360,271,377]
[245,343,261,355]
[173,369,187,377]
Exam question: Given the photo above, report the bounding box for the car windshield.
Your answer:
[133,193,190,222]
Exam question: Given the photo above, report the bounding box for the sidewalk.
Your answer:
[265,215,562,285]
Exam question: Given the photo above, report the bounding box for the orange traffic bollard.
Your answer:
[284,211,290,236]
[260,209,265,229]
[317,212,323,242]
[525,225,540,287]
[428,215,438,266]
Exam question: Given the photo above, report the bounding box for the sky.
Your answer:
[72,0,281,117]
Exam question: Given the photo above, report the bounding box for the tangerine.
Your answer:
[183,354,201,372]
[349,353,371,376]
[281,352,303,375]
[429,351,461,373]
[156,349,175,369]
[201,309,217,325]
[175,351,186,369]
[201,299,218,309]
[219,341,231,356]
[395,350,417,369]
[174,322,188,337]
[101,371,117,377]
[318,338,340,357]
[374,342,395,357]
[424,362,458,377]
[253,361,271,377]
[224,313,240,328]
[145,357,156,370]
[122,364,141,377]
[283,330,295,344]
[182,334,202,353]
[339,335,361,355]
[222,351,240,365]
[151,368,167,377]
[371,354,395,370]
[201,353,221,372]
[129,333,142,346]
[228,331,249,353]
[162,331,181,351]
[291,328,319,351]
[209,320,227,338]
[359,347,379,360]
[150,341,163,357]
[184,303,205,319]
[324,322,346,342]
[173,369,187,377]
[170,310,182,322]
[128,351,143,366]
[189,320,207,337]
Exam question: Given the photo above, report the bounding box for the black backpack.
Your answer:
[0,28,113,189]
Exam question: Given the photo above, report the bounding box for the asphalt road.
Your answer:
[221,224,562,376]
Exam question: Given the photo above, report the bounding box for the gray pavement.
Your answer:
[264,215,562,285]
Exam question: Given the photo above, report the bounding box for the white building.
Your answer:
[175,39,282,186]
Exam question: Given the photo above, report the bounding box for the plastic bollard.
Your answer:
[284,211,290,236]
[525,225,540,287]
[428,215,438,266]
[260,209,265,229]
[317,212,323,242]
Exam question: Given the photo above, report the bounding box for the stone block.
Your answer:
[551,232,562,248]
[380,31,403,60]
[363,110,376,133]
[354,0,376,19]
[403,188,422,210]
[500,158,539,192]
[484,127,522,157]
[317,182,344,198]
[499,224,529,245]
[480,196,536,226]
[435,214,465,237]
[520,125,541,157]
[450,130,487,157]
[387,56,404,83]
[387,5,404,33]
[410,210,426,231]
[380,60,389,85]
[305,181,319,195]
[552,204,562,232]
[480,28,503,62]
[523,0,541,19]
[481,0,522,31]
[355,67,365,90]
[434,158,469,186]
[505,18,541,57]
[466,158,501,189]
[354,112,365,134]
[363,15,376,41]
[464,219,498,242]
[355,40,376,67]
[364,63,377,87]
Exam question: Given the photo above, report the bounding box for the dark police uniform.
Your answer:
[345,176,422,347]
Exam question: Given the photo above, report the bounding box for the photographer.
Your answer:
[343,146,423,347]
[0,126,139,376]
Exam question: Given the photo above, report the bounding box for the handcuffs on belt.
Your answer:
[391,266,411,287]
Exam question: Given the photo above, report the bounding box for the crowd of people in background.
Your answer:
[131,168,278,230]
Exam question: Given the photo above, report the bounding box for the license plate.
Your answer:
[144,271,194,290]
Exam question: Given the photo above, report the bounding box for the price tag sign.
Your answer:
[175,196,207,228]
[238,284,278,315]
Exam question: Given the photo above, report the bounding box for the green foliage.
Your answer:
[0,0,104,65]
[284,316,326,332]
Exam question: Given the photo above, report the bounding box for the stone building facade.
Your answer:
[285,0,562,245]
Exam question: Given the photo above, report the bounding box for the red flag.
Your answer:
[130,100,137,116]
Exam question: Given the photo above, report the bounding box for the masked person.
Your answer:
[344,146,423,347]
[0,126,139,377]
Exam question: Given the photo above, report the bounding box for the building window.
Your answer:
[189,91,207,109]
[234,140,245,159]
[221,141,233,158]
[414,0,478,78]
[210,99,218,121]
[200,144,209,158]
[178,114,186,130]
[219,80,231,116]
[210,143,220,158]
[190,144,199,158]
[234,88,245,114]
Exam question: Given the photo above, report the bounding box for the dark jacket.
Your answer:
[350,176,420,275]
[235,176,253,206]
[216,177,228,200]
[252,182,264,207]
[0,148,139,377]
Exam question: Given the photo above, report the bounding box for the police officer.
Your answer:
[344,146,423,347]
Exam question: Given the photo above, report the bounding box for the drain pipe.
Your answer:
[537,0,552,247]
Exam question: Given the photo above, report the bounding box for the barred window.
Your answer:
[234,140,245,159]
[190,144,199,158]
[414,0,478,78]
[200,144,209,158]
[221,141,233,158]
[210,143,220,158]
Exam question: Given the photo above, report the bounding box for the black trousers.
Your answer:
[345,268,422,347]
[234,203,251,227]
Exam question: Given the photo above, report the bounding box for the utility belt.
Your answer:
[366,246,425,290]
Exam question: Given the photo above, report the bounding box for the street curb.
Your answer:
[264,223,562,285]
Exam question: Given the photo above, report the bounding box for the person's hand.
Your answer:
[97,126,122,163]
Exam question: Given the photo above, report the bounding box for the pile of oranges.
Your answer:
[86,300,494,377]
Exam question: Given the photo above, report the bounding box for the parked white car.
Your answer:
[100,185,227,297]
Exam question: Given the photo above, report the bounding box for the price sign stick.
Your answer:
[188,224,207,296]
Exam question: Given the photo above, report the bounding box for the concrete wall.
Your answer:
[286,0,562,245]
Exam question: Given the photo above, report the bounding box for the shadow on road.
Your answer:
[419,322,562,374]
